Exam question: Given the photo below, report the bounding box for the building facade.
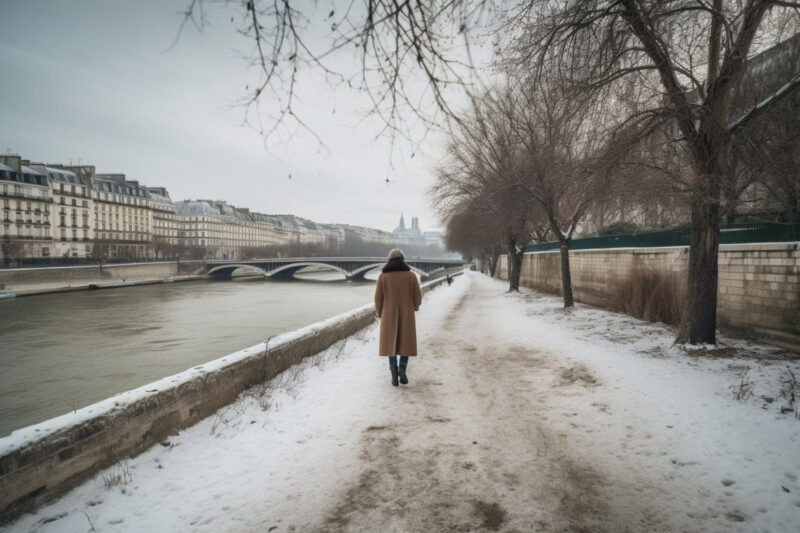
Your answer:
[0,156,53,261]
[146,186,180,258]
[45,165,94,258]
[92,174,152,259]
[1,154,447,263]
[175,200,300,260]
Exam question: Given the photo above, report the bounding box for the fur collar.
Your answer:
[382,257,411,273]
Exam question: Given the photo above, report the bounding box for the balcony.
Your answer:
[0,190,53,202]
[1,235,53,241]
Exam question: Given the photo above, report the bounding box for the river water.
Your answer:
[0,272,379,437]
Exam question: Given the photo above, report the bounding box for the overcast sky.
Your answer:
[0,1,482,233]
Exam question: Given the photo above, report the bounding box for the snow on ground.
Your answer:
[3,271,800,532]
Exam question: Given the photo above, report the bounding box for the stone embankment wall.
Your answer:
[496,243,800,349]
[0,261,206,295]
[0,276,454,523]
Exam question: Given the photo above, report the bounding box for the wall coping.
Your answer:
[523,241,799,255]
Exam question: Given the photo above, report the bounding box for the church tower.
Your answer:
[393,213,406,234]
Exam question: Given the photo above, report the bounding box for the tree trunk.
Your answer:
[489,253,499,278]
[559,240,574,307]
[676,188,721,344]
[506,233,523,292]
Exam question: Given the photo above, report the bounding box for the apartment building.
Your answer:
[146,186,180,249]
[92,174,152,259]
[0,155,53,260]
[44,165,94,258]
[175,200,298,260]
[1,154,446,262]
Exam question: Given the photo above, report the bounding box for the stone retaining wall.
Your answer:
[495,243,800,349]
[0,262,205,294]
[0,276,452,522]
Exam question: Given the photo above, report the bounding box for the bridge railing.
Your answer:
[205,256,464,264]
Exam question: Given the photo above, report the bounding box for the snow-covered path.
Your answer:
[4,272,799,532]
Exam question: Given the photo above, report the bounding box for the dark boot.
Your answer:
[398,365,408,385]
[390,366,399,387]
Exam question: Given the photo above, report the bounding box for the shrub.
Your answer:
[611,269,684,326]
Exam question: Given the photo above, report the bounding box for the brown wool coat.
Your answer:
[374,270,422,356]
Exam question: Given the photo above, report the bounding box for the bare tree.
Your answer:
[730,33,800,221]
[444,205,504,275]
[176,0,495,146]
[511,0,800,343]
[497,77,626,307]
[588,121,692,233]
[1,240,27,267]
[178,1,799,339]
[151,235,174,260]
[432,88,545,292]
[89,239,112,265]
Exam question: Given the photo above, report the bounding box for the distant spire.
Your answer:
[399,213,405,230]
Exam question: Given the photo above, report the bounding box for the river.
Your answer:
[0,271,379,437]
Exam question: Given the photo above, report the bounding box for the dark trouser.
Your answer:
[389,356,409,367]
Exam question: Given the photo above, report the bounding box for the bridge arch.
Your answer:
[347,263,427,281]
[346,263,384,281]
[206,264,270,280]
[267,262,350,280]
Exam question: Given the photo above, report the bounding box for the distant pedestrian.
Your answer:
[446,274,453,286]
[374,249,422,387]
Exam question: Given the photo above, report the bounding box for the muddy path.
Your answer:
[316,276,674,532]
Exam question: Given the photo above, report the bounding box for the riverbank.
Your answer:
[0,275,380,438]
[0,276,453,523]
[3,271,798,532]
[0,262,207,297]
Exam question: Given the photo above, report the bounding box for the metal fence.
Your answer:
[523,222,800,253]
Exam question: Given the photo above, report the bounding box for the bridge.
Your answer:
[203,257,465,281]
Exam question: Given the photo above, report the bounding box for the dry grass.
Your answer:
[101,459,134,489]
[779,366,799,418]
[730,368,756,401]
[610,269,685,326]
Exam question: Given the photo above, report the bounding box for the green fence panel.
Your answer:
[523,222,800,253]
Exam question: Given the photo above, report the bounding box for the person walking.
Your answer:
[374,249,422,386]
